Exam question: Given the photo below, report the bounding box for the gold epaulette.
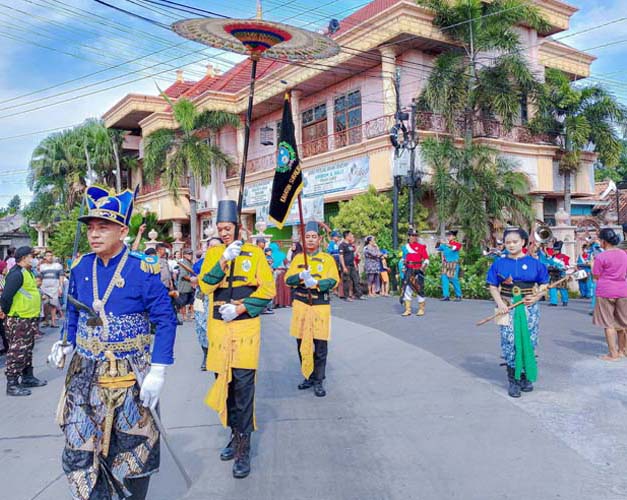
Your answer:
[129,251,160,274]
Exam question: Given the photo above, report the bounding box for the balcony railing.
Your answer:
[139,176,189,196]
[229,113,551,178]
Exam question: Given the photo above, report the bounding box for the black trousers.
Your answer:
[296,338,328,382]
[342,266,362,298]
[226,368,256,434]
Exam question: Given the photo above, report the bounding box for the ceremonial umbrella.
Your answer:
[171,1,340,227]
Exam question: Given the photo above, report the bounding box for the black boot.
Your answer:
[313,381,326,397]
[6,376,30,396]
[124,476,150,499]
[298,378,313,390]
[232,432,251,479]
[519,372,534,392]
[21,366,47,388]
[506,366,521,398]
[200,347,208,371]
[220,432,236,461]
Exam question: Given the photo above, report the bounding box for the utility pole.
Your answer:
[392,66,402,251]
[409,98,417,226]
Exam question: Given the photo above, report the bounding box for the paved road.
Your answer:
[2,296,626,500]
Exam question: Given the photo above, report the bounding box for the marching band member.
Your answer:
[548,241,570,307]
[400,228,429,317]
[285,221,339,397]
[437,230,462,301]
[486,228,549,398]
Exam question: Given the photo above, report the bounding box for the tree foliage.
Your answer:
[421,138,533,247]
[142,97,239,199]
[47,207,91,259]
[529,68,627,212]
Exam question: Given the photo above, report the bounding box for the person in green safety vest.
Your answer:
[0,246,46,396]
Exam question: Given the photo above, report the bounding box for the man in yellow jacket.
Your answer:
[198,200,275,479]
[285,221,339,397]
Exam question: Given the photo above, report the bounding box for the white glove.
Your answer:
[219,303,239,322]
[140,364,167,410]
[304,276,318,288]
[47,341,74,369]
[299,268,312,281]
[222,241,243,262]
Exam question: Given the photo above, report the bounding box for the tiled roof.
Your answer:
[163,80,197,98]
[334,0,401,36]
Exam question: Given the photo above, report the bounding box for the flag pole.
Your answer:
[228,54,258,300]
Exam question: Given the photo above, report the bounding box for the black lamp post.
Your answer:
[260,125,274,146]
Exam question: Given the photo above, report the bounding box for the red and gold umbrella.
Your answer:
[171,2,340,228]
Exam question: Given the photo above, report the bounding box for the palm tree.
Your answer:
[28,128,87,210]
[415,0,549,244]
[417,0,550,144]
[143,97,239,252]
[421,138,533,247]
[529,68,627,215]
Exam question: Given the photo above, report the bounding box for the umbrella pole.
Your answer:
[229,55,258,300]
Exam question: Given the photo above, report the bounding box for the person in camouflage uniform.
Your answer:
[1,246,47,396]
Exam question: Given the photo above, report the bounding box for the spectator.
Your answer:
[256,237,266,250]
[5,247,16,271]
[269,242,291,308]
[156,243,181,326]
[592,228,627,361]
[177,249,195,322]
[131,223,147,251]
[1,246,47,396]
[286,241,303,263]
[39,250,64,328]
[339,230,364,301]
[363,235,381,297]
[380,249,390,297]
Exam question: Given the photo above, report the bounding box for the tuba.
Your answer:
[534,223,553,245]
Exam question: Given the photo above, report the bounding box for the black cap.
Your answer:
[445,230,458,237]
[183,248,193,255]
[15,246,33,260]
[407,227,418,236]
[305,221,319,233]
[553,240,563,251]
[216,200,238,224]
[145,248,157,256]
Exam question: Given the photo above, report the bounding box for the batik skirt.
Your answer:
[58,353,160,500]
[498,302,540,368]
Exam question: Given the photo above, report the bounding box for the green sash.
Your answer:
[512,294,537,382]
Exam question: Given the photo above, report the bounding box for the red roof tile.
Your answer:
[163,80,196,98]
[334,0,401,36]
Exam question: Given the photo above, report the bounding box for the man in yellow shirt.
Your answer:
[285,221,339,397]
[198,200,275,479]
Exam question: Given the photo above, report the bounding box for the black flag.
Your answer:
[269,93,303,229]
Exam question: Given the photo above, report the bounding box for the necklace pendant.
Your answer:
[115,276,125,288]
[93,299,104,313]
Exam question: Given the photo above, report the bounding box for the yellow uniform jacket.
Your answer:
[198,242,276,427]
[285,250,339,378]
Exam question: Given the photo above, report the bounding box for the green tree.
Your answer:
[7,195,21,214]
[417,0,549,143]
[421,139,534,247]
[47,207,91,259]
[143,97,239,252]
[530,68,627,213]
[127,212,173,249]
[416,0,547,245]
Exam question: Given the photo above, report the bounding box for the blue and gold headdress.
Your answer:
[78,185,138,227]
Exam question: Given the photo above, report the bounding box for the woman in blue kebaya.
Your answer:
[486,228,549,398]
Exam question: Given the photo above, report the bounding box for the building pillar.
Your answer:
[291,89,303,147]
[379,46,398,117]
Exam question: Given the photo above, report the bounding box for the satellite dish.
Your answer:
[328,19,340,34]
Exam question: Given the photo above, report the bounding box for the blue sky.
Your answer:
[0,0,624,209]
